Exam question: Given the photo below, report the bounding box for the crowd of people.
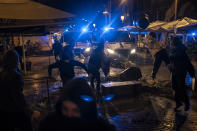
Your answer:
[0,36,196,130]
[50,39,110,93]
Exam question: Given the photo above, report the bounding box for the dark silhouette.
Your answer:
[15,44,23,70]
[62,44,74,60]
[101,55,111,78]
[88,44,108,96]
[0,50,32,131]
[39,77,116,131]
[169,37,195,112]
[151,37,195,112]
[48,53,88,86]
[152,48,170,79]
[52,39,62,61]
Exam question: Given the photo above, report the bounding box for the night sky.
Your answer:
[34,0,197,20]
[34,0,106,19]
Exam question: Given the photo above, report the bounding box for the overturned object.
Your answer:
[119,67,142,81]
[101,81,141,99]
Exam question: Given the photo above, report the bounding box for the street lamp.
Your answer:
[103,10,109,15]
[120,0,127,5]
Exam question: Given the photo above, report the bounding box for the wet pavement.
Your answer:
[23,55,197,131]
[102,96,197,131]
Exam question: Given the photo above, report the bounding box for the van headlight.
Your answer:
[130,49,136,54]
[107,49,115,54]
[85,47,91,52]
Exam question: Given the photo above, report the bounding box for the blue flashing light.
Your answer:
[133,21,135,25]
[104,27,114,32]
[135,22,139,26]
[82,27,88,32]
[123,28,127,31]
[192,33,196,36]
[133,21,139,26]
[65,29,69,32]
[104,27,109,32]
[80,95,94,102]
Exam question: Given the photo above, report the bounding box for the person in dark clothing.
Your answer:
[151,37,195,112]
[88,44,106,96]
[14,44,23,69]
[52,39,62,61]
[0,50,32,131]
[38,77,116,131]
[152,48,170,79]
[169,37,195,112]
[62,44,74,60]
[48,54,88,86]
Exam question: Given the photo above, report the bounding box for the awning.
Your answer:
[118,26,147,32]
[0,0,73,20]
[0,0,74,35]
[177,23,197,33]
[146,17,197,33]
[147,21,166,31]
[159,17,197,32]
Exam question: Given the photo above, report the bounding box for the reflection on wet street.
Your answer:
[102,96,197,131]
[23,56,197,131]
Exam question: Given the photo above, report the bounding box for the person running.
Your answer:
[88,43,108,96]
[48,53,88,86]
[52,38,62,61]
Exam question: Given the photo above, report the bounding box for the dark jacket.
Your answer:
[63,45,74,60]
[0,69,26,112]
[101,56,111,76]
[15,46,23,57]
[88,47,105,73]
[38,112,85,131]
[38,112,116,131]
[152,48,170,79]
[52,42,62,55]
[170,44,195,78]
[48,60,88,82]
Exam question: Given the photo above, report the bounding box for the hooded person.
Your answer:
[39,77,116,131]
[0,50,32,131]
